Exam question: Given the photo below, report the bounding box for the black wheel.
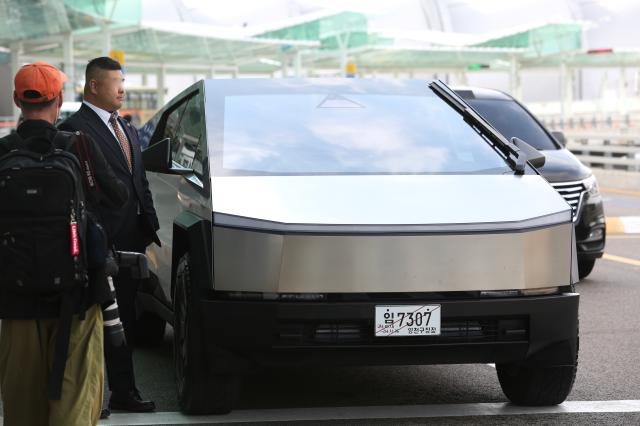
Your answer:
[578,259,596,280]
[174,253,239,414]
[135,311,166,346]
[497,327,578,406]
[496,363,577,406]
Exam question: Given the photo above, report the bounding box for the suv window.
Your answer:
[466,98,558,151]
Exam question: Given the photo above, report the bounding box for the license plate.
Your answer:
[375,305,441,337]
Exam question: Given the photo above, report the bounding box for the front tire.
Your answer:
[174,253,239,414]
[496,363,577,405]
[497,326,578,406]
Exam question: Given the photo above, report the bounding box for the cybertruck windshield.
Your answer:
[208,80,510,176]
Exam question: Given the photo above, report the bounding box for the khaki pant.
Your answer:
[0,305,104,426]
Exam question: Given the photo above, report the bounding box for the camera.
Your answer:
[101,251,149,348]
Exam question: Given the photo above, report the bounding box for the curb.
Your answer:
[606,216,640,234]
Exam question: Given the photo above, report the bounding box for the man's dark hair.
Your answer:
[85,57,122,82]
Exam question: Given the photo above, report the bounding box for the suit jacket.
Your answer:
[59,103,160,248]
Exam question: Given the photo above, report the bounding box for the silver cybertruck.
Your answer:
[138,79,579,414]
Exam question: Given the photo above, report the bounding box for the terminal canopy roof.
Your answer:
[1,1,639,73]
[0,0,317,73]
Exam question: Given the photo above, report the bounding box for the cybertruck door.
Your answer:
[145,88,210,301]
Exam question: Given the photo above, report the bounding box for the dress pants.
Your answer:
[105,213,148,393]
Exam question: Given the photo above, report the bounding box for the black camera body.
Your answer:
[102,251,149,348]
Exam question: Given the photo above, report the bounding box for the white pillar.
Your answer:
[509,56,522,100]
[102,28,112,56]
[280,53,288,78]
[293,50,302,77]
[9,42,22,120]
[156,64,166,108]
[336,32,351,77]
[62,32,75,102]
[560,62,573,119]
[457,70,468,85]
[619,67,628,115]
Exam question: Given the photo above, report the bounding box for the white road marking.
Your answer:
[603,253,640,267]
[88,400,640,425]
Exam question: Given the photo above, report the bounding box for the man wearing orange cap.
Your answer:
[0,62,128,426]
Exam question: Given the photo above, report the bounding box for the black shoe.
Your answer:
[100,407,111,419]
[109,390,156,413]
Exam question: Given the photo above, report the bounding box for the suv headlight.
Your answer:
[582,175,600,198]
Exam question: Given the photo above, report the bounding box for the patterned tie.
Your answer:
[109,112,133,172]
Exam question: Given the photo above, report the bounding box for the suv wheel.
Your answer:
[174,253,239,414]
[578,259,596,280]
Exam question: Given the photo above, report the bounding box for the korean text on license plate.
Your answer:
[375,305,441,337]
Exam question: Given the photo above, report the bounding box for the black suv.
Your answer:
[456,87,606,279]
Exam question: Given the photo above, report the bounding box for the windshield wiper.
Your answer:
[429,79,526,175]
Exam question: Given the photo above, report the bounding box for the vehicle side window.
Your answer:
[173,91,205,176]
[163,100,188,149]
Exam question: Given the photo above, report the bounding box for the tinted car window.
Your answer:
[163,100,188,150]
[466,98,558,151]
[173,92,205,175]
[221,93,509,175]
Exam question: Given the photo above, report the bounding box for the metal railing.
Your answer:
[563,132,640,172]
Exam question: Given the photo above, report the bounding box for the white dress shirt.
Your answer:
[83,100,127,143]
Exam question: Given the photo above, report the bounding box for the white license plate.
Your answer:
[375,305,441,337]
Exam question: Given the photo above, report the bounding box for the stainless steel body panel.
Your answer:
[213,223,573,293]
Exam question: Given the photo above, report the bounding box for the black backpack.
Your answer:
[0,130,93,400]
[0,131,89,295]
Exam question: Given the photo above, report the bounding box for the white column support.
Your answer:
[9,42,22,120]
[336,32,351,77]
[619,67,628,115]
[509,56,522,100]
[62,32,75,102]
[280,53,289,78]
[156,64,166,108]
[456,70,468,85]
[293,50,302,78]
[102,27,112,56]
[560,62,574,119]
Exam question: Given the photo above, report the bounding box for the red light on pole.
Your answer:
[587,48,614,54]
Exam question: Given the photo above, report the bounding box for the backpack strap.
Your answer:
[0,132,23,156]
[54,130,100,194]
[52,130,75,151]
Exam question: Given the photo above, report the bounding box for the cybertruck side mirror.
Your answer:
[551,131,567,147]
[511,137,546,169]
[142,138,193,175]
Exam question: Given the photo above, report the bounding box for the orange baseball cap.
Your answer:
[14,61,67,103]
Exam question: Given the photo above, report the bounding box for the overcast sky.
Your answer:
[141,0,640,35]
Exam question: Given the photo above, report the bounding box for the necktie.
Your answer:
[109,112,133,172]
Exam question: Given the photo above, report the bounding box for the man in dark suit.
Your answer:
[59,57,159,414]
